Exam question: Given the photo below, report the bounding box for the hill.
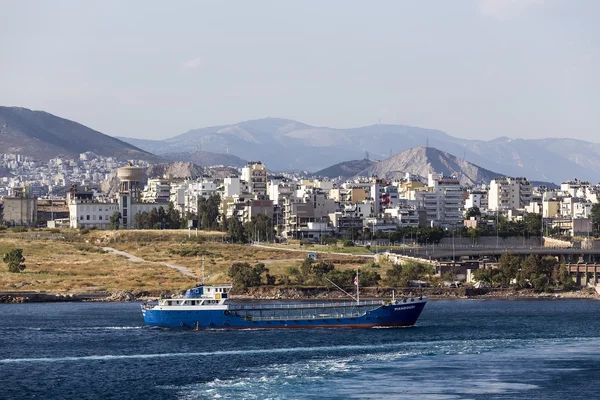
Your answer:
[117,118,600,183]
[357,147,502,186]
[161,151,247,168]
[0,107,161,162]
[313,159,376,179]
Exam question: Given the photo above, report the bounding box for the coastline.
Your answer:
[1,286,598,303]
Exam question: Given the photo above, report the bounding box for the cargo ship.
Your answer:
[141,274,427,330]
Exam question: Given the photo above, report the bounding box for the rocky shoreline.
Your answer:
[1,287,598,303]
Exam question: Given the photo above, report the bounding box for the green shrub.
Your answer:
[3,248,26,273]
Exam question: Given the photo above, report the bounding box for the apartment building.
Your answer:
[282,190,337,239]
[415,174,463,228]
[241,161,268,197]
[488,177,532,211]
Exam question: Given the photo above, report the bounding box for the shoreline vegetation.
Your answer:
[1,286,598,304]
[0,228,598,304]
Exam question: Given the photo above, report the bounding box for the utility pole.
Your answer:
[496,208,499,248]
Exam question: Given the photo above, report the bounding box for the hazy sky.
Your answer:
[1,0,598,141]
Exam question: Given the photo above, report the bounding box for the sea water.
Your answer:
[1,299,599,399]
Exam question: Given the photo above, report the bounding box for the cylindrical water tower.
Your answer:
[117,166,144,228]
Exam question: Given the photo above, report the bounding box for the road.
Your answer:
[102,247,197,278]
[250,243,375,259]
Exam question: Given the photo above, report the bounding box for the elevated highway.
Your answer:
[389,245,600,264]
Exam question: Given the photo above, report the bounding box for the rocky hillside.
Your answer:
[357,147,502,186]
[145,162,204,180]
[101,162,204,196]
[0,106,161,162]
[313,159,376,179]
[161,151,247,167]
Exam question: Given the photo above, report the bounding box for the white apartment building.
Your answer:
[142,178,171,203]
[488,177,532,211]
[268,179,296,206]
[464,190,488,211]
[416,174,463,228]
[68,188,119,229]
[241,161,267,197]
[171,180,218,215]
[560,197,592,219]
[223,176,250,198]
[383,206,421,227]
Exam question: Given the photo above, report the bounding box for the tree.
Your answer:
[473,268,493,285]
[244,213,274,243]
[523,213,542,237]
[385,261,433,287]
[198,194,221,230]
[386,264,404,287]
[310,261,335,278]
[166,202,182,229]
[558,262,577,290]
[228,262,269,288]
[359,269,381,287]
[465,206,481,219]
[467,227,481,244]
[4,248,26,273]
[326,268,355,287]
[592,203,600,233]
[497,253,522,286]
[520,254,556,291]
[227,217,247,243]
[109,211,122,230]
[401,261,435,282]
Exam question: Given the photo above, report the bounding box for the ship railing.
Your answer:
[250,312,364,322]
[228,300,383,311]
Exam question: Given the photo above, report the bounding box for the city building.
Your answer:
[241,161,268,197]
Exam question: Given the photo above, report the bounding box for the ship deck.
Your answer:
[227,300,385,312]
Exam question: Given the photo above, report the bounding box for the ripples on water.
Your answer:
[1,300,599,400]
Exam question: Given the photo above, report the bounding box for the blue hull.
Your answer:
[142,301,427,329]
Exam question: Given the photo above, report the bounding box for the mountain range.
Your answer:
[117,118,600,184]
[2,106,599,184]
[314,147,499,186]
[0,107,160,162]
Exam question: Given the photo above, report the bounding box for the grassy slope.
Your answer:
[0,230,372,293]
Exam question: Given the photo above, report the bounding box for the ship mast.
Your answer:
[356,269,359,305]
[201,255,205,284]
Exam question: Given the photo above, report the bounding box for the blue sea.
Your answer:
[1,299,600,400]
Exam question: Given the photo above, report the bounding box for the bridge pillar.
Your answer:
[572,265,581,286]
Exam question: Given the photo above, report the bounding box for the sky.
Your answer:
[1,0,598,141]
